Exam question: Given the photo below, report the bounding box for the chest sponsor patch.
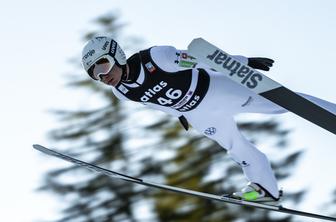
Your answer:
[118,84,129,94]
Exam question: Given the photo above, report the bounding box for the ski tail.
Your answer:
[279,206,336,221]
[260,87,336,135]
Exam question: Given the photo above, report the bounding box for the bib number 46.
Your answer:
[157,88,182,105]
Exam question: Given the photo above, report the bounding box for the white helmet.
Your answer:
[81,36,126,79]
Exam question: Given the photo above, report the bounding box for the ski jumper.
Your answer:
[112,46,336,199]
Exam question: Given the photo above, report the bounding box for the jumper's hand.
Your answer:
[248,57,274,71]
[178,115,189,131]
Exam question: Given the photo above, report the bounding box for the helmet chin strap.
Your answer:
[120,65,129,82]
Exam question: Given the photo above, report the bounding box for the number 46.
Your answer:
[157,88,182,105]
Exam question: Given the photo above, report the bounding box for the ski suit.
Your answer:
[111,46,336,198]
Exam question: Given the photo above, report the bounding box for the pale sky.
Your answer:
[0,0,335,221]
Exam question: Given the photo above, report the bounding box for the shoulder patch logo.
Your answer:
[145,62,156,73]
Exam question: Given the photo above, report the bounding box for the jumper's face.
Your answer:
[98,63,123,86]
[88,57,122,86]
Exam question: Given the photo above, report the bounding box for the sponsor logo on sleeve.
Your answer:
[204,127,217,136]
[175,52,197,68]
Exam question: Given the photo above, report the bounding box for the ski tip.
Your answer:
[32,144,46,151]
[32,144,40,149]
[33,144,56,156]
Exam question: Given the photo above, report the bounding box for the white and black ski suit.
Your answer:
[112,46,336,199]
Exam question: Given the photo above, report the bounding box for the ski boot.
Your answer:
[231,182,282,203]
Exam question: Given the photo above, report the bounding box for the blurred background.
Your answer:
[0,0,335,221]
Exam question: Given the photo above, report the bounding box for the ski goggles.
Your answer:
[87,55,115,81]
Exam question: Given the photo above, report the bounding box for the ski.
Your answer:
[188,38,336,135]
[33,144,336,221]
